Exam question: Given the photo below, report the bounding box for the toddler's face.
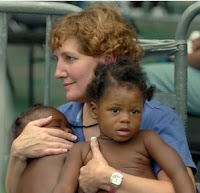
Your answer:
[96,86,143,142]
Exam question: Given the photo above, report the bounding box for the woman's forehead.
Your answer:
[54,37,82,55]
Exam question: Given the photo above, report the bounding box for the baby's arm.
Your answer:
[53,142,90,193]
[142,130,196,193]
[16,153,67,193]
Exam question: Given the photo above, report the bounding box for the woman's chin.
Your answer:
[66,93,84,102]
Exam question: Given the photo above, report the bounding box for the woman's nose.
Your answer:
[54,60,66,79]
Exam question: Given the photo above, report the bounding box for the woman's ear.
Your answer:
[89,102,98,119]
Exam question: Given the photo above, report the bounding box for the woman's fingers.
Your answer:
[45,128,77,142]
[28,116,53,127]
[79,137,109,193]
[28,141,73,157]
[27,117,77,142]
[90,136,104,160]
[42,148,68,156]
[13,137,74,159]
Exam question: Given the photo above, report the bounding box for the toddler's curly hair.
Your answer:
[86,57,154,103]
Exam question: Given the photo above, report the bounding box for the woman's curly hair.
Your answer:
[49,3,143,65]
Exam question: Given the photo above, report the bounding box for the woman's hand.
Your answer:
[11,116,77,161]
[79,137,114,193]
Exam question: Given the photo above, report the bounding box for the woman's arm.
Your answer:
[6,116,77,193]
[79,137,195,193]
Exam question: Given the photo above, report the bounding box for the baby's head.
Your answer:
[12,104,71,140]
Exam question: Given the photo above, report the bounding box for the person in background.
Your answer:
[142,30,200,115]
[11,104,72,193]
[6,3,196,193]
[53,57,195,193]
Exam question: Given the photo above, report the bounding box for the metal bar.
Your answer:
[175,2,200,40]
[0,12,8,193]
[0,1,82,15]
[44,15,52,105]
[175,2,200,133]
[174,43,188,130]
[28,44,34,106]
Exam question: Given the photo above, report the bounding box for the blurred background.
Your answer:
[7,1,200,113]
[1,1,200,192]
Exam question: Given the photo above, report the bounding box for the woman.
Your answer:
[6,3,196,193]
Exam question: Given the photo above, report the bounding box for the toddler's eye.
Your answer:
[131,110,140,114]
[111,108,119,114]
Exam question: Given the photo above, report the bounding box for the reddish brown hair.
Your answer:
[49,3,143,65]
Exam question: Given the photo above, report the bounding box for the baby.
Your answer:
[11,105,72,193]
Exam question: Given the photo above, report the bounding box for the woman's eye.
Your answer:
[65,56,75,62]
[111,108,119,114]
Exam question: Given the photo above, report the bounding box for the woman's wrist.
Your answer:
[98,166,116,191]
[11,140,27,162]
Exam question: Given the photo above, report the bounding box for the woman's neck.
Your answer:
[82,103,100,141]
[82,103,96,125]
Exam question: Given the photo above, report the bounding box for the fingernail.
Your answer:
[63,149,68,152]
[73,135,77,140]
[91,136,97,141]
[47,116,52,119]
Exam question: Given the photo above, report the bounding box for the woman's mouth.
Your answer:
[63,82,74,89]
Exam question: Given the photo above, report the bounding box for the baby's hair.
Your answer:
[11,104,70,140]
[86,57,154,103]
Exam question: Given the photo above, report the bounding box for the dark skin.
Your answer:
[15,107,72,193]
[53,86,195,193]
[53,131,194,193]
[16,154,67,193]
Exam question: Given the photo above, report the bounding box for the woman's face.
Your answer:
[54,38,100,102]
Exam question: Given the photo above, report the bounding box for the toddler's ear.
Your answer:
[89,102,98,119]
